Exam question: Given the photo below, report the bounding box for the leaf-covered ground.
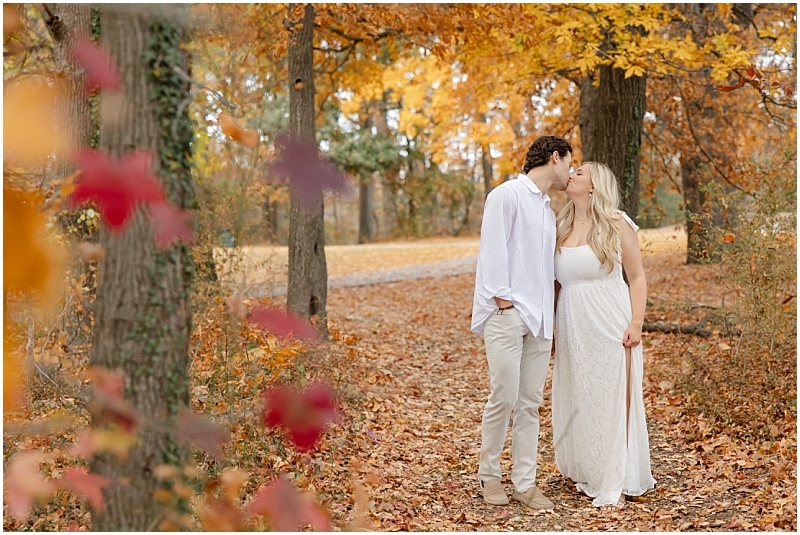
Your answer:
[308,251,796,531]
[4,238,795,532]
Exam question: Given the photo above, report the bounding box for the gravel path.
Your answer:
[254,254,479,297]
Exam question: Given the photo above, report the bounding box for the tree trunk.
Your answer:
[481,145,494,200]
[358,175,374,243]
[89,6,194,531]
[358,100,378,244]
[286,4,329,335]
[579,65,646,220]
[680,3,736,264]
[43,3,94,175]
[370,93,398,239]
[40,4,97,338]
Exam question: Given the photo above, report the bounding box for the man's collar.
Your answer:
[517,173,549,200]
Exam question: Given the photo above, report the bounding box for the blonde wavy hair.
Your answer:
[555,161,622,272]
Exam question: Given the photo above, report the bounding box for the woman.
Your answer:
[551,162,656,510]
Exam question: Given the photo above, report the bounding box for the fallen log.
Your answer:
[643,322,712,338]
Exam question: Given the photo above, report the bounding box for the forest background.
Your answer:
[3,2,797,532]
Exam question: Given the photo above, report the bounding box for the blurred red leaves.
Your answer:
[269,133,348,209]
[150,201,195,249]
[59,468,113,512]
[71,149,164,230]
[249,306,320,342]
[4,451,56,521]
[247,477,331,531]
[176,411,230,460]
[71,37,122,93]
[70,150,194,247]
[88,367,139,433]
[261,382,339,451]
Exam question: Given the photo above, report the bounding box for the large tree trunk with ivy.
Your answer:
[89,6,194,531]
[286,4,329,335]
[579,66,646,220]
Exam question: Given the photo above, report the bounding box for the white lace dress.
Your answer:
[552,215,656,507]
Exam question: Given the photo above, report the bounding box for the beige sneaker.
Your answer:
[511,485,554,510]
[481,479,509,505]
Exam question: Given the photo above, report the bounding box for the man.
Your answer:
[471,136,572,510]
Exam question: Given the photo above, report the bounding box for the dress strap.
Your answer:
[617,210,639,233]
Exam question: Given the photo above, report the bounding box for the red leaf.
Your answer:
[269,133,348,209]
[150,202,195,249]
[59,468,112,512]
[4,451,56,521]
[249,306,320,342]
[71,150,164,230]
[247,478,331,532]
[88,367,125,399]
[71,37,121,93]
[88,367,139,432]
[717,77,745,93]
[261,382,339,452]
[176,411,229,460]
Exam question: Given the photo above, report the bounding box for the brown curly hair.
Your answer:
[522,136,573,173]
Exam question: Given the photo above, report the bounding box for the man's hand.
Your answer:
[494,297,513,309]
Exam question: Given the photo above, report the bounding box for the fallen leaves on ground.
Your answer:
[3,241,795,531]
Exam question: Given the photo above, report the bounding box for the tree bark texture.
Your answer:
[44,3,94,172]
[89,5,194,531]
[358,175,375,244]
[372,94,399,239]
[481,146,494,200]
[41,4,98,243]
[286,4,329,335]
[358,100,379,244]
[579,66,646,220]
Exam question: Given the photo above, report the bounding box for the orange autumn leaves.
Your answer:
[219,112,259,147]
[4,75,69,168]
[3,188,62,411]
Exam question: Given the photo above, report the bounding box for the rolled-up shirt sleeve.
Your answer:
[477,187,515,302]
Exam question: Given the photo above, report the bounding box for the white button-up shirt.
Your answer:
[471,174,556,338]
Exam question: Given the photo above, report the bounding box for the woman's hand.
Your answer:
[622,324,642,348]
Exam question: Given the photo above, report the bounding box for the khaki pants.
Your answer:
[478,308,551,493]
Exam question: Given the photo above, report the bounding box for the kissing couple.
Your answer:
[471,135,656,512]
